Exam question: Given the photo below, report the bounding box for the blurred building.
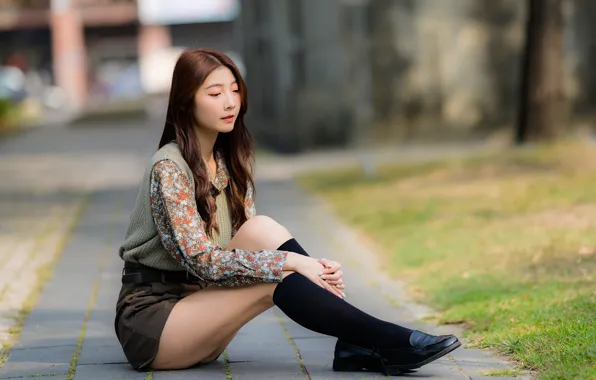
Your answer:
[239,0,596,153]
[238,0,363,153]
[0,0,241,113]
[2,0,595,151]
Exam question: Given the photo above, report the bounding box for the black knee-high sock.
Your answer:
[278,238,310,257]
[273,242,413,349]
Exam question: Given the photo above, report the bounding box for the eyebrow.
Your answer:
[205,81,238,90]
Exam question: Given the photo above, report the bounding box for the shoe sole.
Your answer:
[382,339,462,374]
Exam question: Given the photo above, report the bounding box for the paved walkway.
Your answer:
[0,120,523,379]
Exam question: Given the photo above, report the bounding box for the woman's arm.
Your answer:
[150,159,288,287]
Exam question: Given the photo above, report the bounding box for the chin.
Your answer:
[218,125,235,134]
[216,121,235,133]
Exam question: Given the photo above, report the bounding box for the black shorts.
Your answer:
[114,280,210,370]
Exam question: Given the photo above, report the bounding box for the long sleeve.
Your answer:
[149,159,288,287]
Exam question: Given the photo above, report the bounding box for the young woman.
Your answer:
[115,48,461,376]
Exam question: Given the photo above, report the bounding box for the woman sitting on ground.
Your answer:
[114,48,461,376]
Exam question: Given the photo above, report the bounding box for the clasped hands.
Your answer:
[318,258,345,299]
[287,252,346,299]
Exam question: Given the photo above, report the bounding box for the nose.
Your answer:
[224,92,236,110]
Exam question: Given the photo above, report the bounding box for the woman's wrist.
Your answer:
[283,251,304,271]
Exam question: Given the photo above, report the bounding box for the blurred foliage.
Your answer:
[0,99,24,132]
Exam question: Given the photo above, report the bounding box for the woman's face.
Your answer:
[193,66,240,134]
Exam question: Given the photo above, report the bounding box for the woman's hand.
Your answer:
[285,253,345,299]
[318,258,345,293]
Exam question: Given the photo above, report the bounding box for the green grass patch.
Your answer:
[223,349,231,380]
[481,368,523,377]
[299,139,596,380]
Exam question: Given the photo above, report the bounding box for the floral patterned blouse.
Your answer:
[149,154,288,287]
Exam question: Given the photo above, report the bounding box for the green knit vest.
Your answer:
[119,142,233,271]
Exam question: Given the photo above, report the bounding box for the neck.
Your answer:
[194,127,218,163]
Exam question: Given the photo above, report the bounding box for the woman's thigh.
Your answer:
[194,217,294,361]
[152,282,276,369]
[152,215,294,370]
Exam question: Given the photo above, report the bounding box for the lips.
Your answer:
[221,114,235,122]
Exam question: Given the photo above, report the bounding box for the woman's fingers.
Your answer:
[318,276,345,299]
[309,258,345,298]
[328,281,345,289]
[319,258,341,274]
[326,280,343,287]
[320,268,345,290]
[321,270,342,282]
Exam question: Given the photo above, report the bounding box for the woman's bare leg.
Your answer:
[151,216,293,370]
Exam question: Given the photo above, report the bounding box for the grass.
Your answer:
[482,369,523,377]
[223,350,231,380]
[299,139,596,380]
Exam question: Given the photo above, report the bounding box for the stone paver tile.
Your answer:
[76,203,133,368]
[228,361,306,380]
[450,346,509,364]
[406,362,466,379]
[0,191,122,378]
[274,314,386,380]
[0,357,68,379]
[153,359,227,380]
[453,359,520,380]
[14,228,108,345]
[0,200,83,347]
[268,309,320,340]
[294,337,387,380]
[226,309,305,379]
[73,363,145,380]
[76,340,128,367]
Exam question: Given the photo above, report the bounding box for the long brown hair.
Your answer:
[158,48,254,236]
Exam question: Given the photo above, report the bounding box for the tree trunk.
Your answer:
[516,0,565,144]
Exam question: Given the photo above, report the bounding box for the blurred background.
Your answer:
[1,0,594,153]
[2,3,596,379]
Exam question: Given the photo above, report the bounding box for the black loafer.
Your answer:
[332,330,461,376]
[378,330,461,373]
[333,341,385,374]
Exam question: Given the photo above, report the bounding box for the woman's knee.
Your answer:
[238,215,291,240]
[245,215,280,228]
